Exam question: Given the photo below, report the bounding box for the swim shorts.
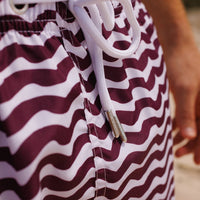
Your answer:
[0,0,175,199]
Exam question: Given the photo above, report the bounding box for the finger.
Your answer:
[172,118,177,131]
[173,131,185,145]
[175,87,197,139]
[195,93,200,118]
[175,140,195,157]
[194,119,200,164]
[194,138,200,164]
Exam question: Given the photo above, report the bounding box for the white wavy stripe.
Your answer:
[125,47,164,82]
[39,147,94,182]
[0,67,79,120]
[134,156,174,200]
[0,130,8,147]
[106,31,132,48]
[84,108,106,127]
[104,41,162,71]
[0,45,68,86]
[90,112,171,171]
[0,190,21,200]
[62,38,87,59]
[123,94,170,132]
[37,180,95,200]
[139,14,156,36]
[21,3,56,23]
[103,41,162,69]
[127,171,174,200]
[111,66,168,113]
[80,44,164,109]
[78,63,93,81]
[79,186,96,200]
[151,168,174,200]
[93,128,172,196]
[38,168,95,199]
[167,182,175,200]
[134,28,161,60]
[103,59,123,68]
[0,136,93,185]
[7,95,85,154]
[81,50,166,109]
[116,154,173,200]
[0,22,61,51]
[56,13,81,36]
[82,86,169,150]
[105,48,164,90]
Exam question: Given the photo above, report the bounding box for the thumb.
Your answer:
[175,88,197,139]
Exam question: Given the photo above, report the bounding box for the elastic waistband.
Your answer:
[0,1,57,36]
[0,0,126,35]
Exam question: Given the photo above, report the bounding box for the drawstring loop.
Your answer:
[69,0,141,58]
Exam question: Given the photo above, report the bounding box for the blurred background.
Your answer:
[183,0,200,7]
[174,1,200,200]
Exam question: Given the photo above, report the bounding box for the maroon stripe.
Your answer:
[86,121,111,139]
[41,158,95,191]
[103,18,131,40]
[82,71,96,93]
[102,129,172,183]
[0,110,87,169]
[0,10,56,36]
[97,148,173,199]
[0,157,94,199]
[68,52,91,71]
[95,119,171,164]
[56,2,76,24]
[0,37,62,72]
[122,164,173,200]
[138,7,150,26]
[1,83,81,135]
[86,99,170,142]
[61,28,86,47]
[147,171,174,200]
[1,124,88,171]
[125,101,170,142]
[116,78,168,123]
[109,74,166,106]
[43,178,95,200]
[0,57,75,103]
[122,44,160,72]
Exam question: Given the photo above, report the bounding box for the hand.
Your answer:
[165,44,200,164]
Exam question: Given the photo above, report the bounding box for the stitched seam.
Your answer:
[65,23,107,198]
[0,30,57,35]
[66,29,101,197]
[0,19,56,22]
[68,34,100,198]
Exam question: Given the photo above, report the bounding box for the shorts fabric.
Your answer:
[0,0,175,199]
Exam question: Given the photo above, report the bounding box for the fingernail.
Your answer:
[182,127,196,139]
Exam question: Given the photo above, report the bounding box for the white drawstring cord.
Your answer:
[69,0,141,58]
[69,0,141,142]
[11,0,141,142]
[82,5,126,140]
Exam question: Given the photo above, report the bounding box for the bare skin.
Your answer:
[142,0,200,164]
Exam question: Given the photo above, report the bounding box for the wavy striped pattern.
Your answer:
[0,0,174,199]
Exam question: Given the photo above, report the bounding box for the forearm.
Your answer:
[141,0,196,52]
